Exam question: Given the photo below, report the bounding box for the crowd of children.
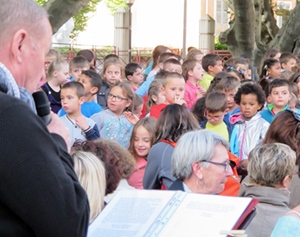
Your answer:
[39,45,300,235]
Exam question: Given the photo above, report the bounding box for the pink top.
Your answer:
[184,81,204,109]
[127,157,147,189]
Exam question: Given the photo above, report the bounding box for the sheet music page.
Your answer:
[87,190,176,237]
[158,193,253,237]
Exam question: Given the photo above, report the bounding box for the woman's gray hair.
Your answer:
[172,130,229,179]
[0,0,48,44]
[248,143,296,187]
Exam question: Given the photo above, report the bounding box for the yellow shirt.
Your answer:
[206,121,229,141]
[198,73,214,90]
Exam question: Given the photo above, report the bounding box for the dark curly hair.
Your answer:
[234,83,265,110]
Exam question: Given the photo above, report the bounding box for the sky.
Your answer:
[53,0,202,49]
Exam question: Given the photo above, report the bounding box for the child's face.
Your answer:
[236,63,250,79]
[239,94,262,120]
[55,64,70,85]
[204,110,225,126]
[282,58,297,71]
[104,65,122,86]
[60,88,84,115]
[222,89,237,111]
[107,86,131,116]
[45,56,56,74]
[208,60,223,76]
[268,62,281,78]
[70,66,89,81]
[78,74,96,96]
[164,63,182,74]
[190,62,203,81]
[129,68,144,86]
[162,77,185,104]
[195,54,203,63]
[134,125,152,157]
[269,86,292,109]
[151,90,165,105]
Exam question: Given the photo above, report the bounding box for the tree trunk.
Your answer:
[43,0,91,34]
[219,0,256,59]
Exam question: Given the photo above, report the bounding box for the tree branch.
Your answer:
[262,0,279,38]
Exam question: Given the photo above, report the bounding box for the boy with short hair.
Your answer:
[60,81,100,146]
[149,72,186,119]
[199,54,223,90]
[162,58,182,74]
[125,63,144,91]
[215,75,241,126]
[59,69,102,118]
[202,91,229,141]
[280,52,297,72]
[261,78,292,123]
[234,58,251,80]
[69,56,90,81]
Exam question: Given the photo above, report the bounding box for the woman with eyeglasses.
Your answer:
[170,130,233,194]
[239,143,295,237]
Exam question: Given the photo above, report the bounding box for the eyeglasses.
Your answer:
[200,160,231,172]
[204,110,224,121]
[107,93,128,102]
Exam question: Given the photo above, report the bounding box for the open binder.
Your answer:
[88,190,258,237]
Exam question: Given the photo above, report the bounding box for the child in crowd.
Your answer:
[163,58,182,74]
[146,77,166,115]
[59,70,102,118]
[60,81,100,146]
[280,52,297,72]
[97,59,124,109]
[77,49,96,70]
[135,52,176,97]
[185,49,203,62]
[230,83,269,170]
[182,59,206,109]
[69,56,90,81]
[132,94,144,118]
[41,58,70,113]
[260,58,281,80]
[234,58,251,80]
[261,79,292,123]
[199,54,223,90]
[144,104,199,190]
[215,76,241,126]
[288,93,300,113]
[44,49,61,75]
[92,82,134,148]
[127,117,157,189]
[202,91,229,141]
[125,63,144,91]
[149,72,186,119]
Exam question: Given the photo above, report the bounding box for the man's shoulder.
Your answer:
[0,92,26,109]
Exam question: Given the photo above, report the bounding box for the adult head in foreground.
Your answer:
[0,0,89,236]
[171,130,233,194]
[239,143,295,237]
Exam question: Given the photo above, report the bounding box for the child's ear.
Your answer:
[258,104,264,111]
[188,69,193,77]
[158,62,163,70]
[151,95,158,102]
[125,99,132,108]
[208,65,213,72]
[161,87,166,96]
[79,96,85,104]
[53,70,58,77]
[127,75,132,81]
[90,86,98,95]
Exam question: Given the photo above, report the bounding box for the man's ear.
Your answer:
[11,29,28,63]
[282,175,292,188]
[192,162,203,179]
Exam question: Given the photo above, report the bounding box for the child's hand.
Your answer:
[75,116,89,131]
[196,89,206,99]
[123,111,139,125]
[174,96,186,106]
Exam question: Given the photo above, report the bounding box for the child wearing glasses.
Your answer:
[230,83,269,170]
[91,82,134,148]
[201,91,230,141]
[60,81,100,146]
